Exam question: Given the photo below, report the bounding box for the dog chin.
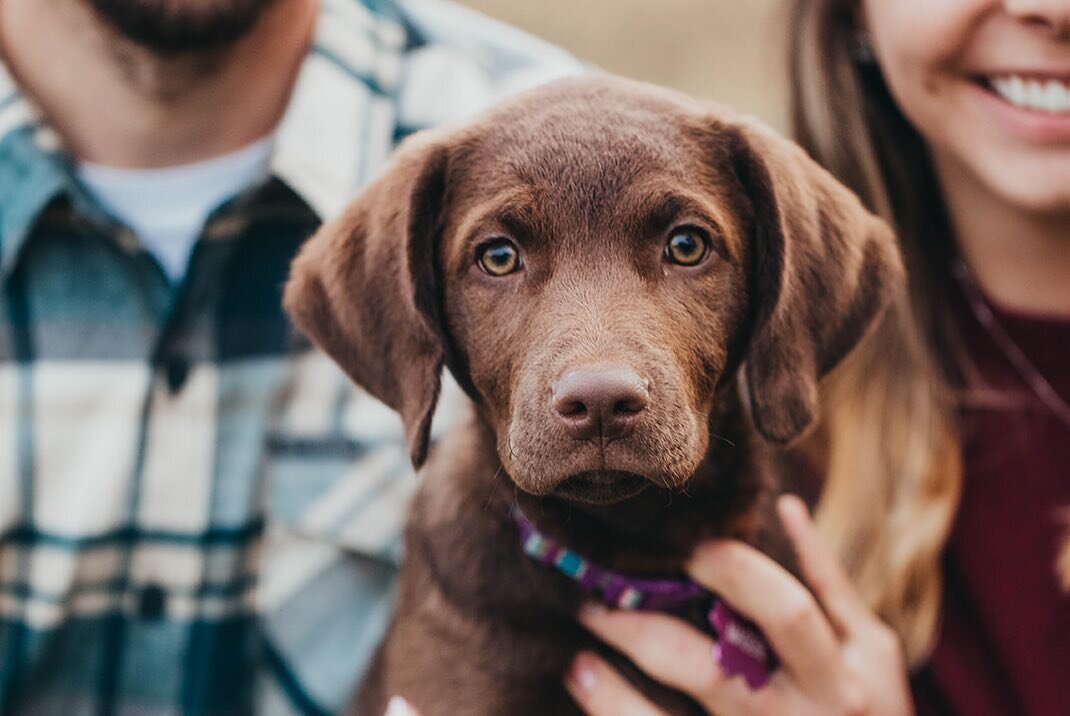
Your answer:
[549,470,652,505]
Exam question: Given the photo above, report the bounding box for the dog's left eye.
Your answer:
[477,238,522,276]
[665,228,709,266]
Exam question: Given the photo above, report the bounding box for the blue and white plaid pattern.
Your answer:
[0,1,579,713]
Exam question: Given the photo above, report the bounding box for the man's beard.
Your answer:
[85,0,277,56]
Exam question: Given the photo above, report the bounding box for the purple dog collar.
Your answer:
[512,507,776,689]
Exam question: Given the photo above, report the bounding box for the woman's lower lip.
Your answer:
[969,80,1070,144]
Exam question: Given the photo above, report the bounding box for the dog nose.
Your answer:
[552,365,649,441]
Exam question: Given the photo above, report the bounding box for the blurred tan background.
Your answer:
[457,0,791,130]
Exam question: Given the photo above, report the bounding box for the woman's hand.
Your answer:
[565,495,913,715]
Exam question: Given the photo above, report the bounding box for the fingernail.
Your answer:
[579,602,608,623]
[567,653,598,692]
[777,493,810,523]
[385,695,418,716]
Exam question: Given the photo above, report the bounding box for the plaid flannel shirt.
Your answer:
[0,1,580,713]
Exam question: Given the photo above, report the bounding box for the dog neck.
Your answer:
[511,502,777,689]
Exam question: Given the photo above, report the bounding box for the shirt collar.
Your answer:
[0,0,422,280]
[269,0,419,219]
[0,63,73,279]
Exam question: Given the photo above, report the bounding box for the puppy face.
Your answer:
[284,76,902,505]
[438,98,752,501]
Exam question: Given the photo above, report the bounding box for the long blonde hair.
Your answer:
[788,0,964,666]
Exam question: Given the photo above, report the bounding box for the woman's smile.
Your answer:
[971,72,1070,142]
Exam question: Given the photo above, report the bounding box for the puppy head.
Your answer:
[284,76,902,504]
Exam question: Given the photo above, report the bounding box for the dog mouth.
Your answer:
[552,470,651,505]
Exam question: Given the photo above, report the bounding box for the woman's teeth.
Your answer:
[989,75,1070,114]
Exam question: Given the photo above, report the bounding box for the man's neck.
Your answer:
[0,0,317,168]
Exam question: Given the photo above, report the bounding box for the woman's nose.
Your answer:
[1004,0,1070,38]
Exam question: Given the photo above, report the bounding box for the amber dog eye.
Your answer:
[477,238,522,276]
[665,228,709,266]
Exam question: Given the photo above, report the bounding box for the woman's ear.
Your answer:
[723,118,903,445]
[284,132,451,467]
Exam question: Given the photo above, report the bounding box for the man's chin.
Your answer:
[86,0,276,56]
[549,470,652,505]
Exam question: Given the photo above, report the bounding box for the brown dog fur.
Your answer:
[284,75,903,715]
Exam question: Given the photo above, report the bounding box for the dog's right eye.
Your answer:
[665,228,710,267]
[477,239,522,276]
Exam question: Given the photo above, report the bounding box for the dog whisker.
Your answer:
[497,435,519,463]
[483,464,507,511]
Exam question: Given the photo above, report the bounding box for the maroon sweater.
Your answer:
[912,285,1070,716]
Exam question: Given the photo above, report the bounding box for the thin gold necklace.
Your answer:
[952,258,1070,431]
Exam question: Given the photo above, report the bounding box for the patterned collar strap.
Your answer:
[511,506,777,690]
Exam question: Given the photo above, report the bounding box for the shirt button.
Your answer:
[138,584,167,620]
[165,359,190,394]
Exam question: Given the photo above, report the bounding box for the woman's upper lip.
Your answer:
[973,69,1070,82]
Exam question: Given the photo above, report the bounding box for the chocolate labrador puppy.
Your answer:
[284,75,902,715]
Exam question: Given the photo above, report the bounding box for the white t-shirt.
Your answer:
[76,134,275,282]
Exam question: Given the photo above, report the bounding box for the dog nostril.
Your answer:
[559,400,588,419]
[613,397,646,416]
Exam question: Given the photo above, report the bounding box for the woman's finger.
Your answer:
[578,604,792,715]
[685,537,842,694]
[565,651,666,716]
[776,494,870,635]
[578,604,720,695]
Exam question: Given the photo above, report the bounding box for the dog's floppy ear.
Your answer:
[284,133,449,467]
[724,118,903,445]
